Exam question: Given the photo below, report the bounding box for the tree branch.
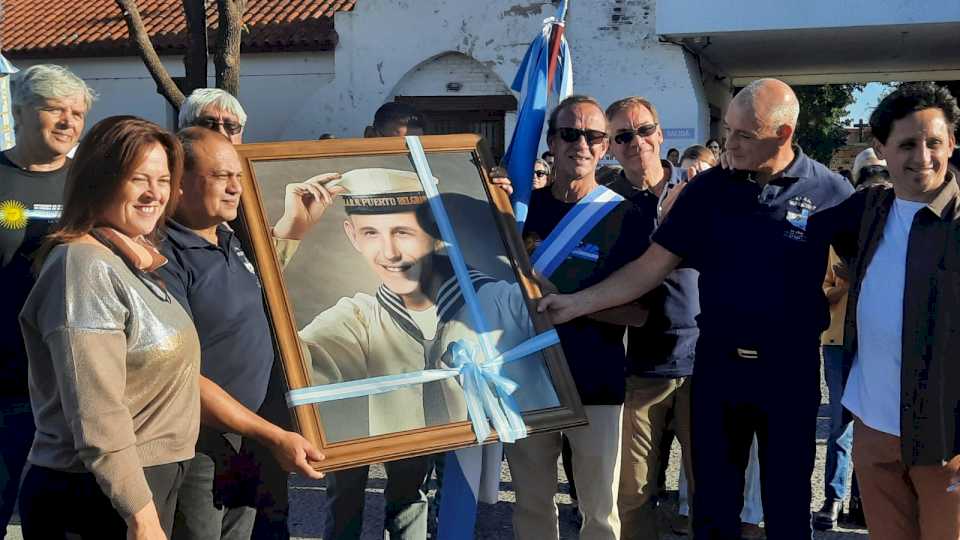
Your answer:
[115,0,185,108]
[213,0,245,97]
[181,0,208,97]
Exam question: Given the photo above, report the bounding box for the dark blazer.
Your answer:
[817,173,960,466]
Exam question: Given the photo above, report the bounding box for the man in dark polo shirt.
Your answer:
[506,95,646,540]
[604,96,700,540]
[540,79,854,539]
[162,128,325,540]
[0,64,93,538]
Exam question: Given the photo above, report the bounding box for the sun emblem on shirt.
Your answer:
[0,200,28,230]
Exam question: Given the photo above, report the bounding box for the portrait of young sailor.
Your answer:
[292,167,560,443]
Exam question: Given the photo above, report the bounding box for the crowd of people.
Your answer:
[0,61,958,540]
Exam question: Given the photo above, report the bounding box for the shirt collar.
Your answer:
[922,171,959,220]
[730,145,810,185]
[615,159,676,195]
[165,218,233,250]
[777,145,815,180]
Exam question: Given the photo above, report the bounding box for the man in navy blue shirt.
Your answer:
[540,79,854,539]
[161,128,326,540]
[603,95,700,540]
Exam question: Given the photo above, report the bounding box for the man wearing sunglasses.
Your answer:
[179,88,246,144]
[604,96,700,540]
[506,95,648,540]
[540,79,854,539]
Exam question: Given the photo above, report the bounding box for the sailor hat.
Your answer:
[336,168,435,215]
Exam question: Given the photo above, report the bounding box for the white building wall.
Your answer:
[317,0,709,155]
[14,53,335,143]
[13,0,712,153]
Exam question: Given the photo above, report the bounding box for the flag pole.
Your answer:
[546,0,569,90]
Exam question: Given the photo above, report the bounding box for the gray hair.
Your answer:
[11,64,97,110]
[739,78,800,131]
[178,88,248,129]
[534,158,551,173]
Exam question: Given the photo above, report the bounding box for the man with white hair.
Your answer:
[0,63,95,537]
[179,88,247,144]
[539,79,854,538]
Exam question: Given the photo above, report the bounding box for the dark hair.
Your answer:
[541,151,554,160]
[177,126,229,172]
[667,147,679,155]
[547,95,605,136]
[36,116,183,267]
[705,138,721,148]
[870,82,960,144]
[373,102,425,131]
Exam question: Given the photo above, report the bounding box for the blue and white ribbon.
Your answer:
[531,185,624,277]
[407,134,536,444]
[286,328,559,438]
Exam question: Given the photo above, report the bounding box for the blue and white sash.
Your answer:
[531,184,624,277]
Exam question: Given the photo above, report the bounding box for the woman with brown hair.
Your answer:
[17,115,201,539]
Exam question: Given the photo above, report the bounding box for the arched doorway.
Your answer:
[390,52,517,163]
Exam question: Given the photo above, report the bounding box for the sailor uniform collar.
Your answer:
[376,257,497,342]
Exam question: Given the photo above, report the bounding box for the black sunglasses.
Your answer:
[533,170,548,177]
[194,117,244,135]
[551,127,608,145]
[613,123,659,145]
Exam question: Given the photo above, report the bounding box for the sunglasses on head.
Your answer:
[533,170,548,177]
[551,127,608,145]
[613,123,659,145]
[194,117,244,135]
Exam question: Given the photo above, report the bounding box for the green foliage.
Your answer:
[793,84,865,164]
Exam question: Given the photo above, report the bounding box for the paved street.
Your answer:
[5,363,868,539]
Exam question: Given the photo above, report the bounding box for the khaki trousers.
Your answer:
[853,417,960,540]
[619,376,693,540]
[505,404,623,540]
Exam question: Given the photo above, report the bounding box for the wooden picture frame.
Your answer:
[233,134,585,472]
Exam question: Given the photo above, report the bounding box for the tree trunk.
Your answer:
[181,0,208,96]
[213,0,245,97]
[115,0,185,108]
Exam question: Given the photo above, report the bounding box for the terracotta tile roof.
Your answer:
[2,0,355,58]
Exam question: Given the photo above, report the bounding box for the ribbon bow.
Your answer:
[446,340,528,443]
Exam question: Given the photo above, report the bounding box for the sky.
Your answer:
[844,82,890,125]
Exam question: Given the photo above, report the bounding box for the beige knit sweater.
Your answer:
[19,242,201,518]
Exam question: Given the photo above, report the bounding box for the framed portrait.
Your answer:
[234,135,585,472]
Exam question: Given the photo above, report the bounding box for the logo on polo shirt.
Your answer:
[232,244,260,286]
[785,196,816,241]
[0,200,62,230]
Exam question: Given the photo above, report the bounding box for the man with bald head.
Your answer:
[540,79,853,538]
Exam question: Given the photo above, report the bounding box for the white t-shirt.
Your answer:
[842,198,927,436]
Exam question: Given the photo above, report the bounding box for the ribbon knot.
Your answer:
[446,340,528,443]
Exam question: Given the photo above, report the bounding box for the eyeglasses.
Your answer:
[194,117,244,135]
[533,170,548,177]
[613,124,659,145]
[550,127,608,145]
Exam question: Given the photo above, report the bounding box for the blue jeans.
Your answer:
[822,345,853,502]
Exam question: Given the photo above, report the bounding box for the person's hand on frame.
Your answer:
[489,166,514,196]
[537,292,584,325]
[266,429,326,480]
